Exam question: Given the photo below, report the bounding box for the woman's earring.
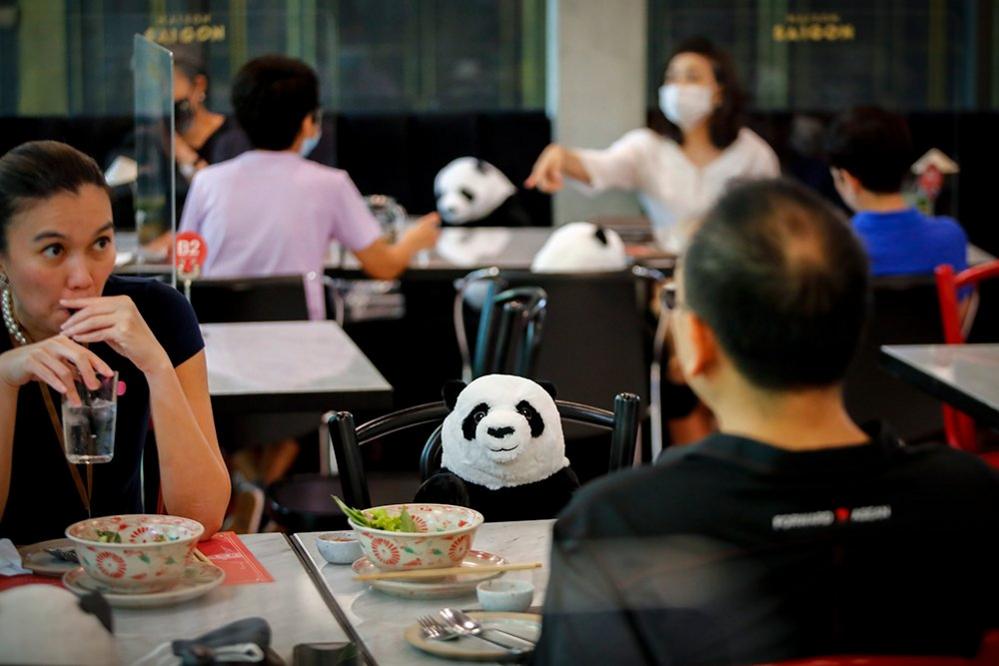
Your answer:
[0,273,8,288]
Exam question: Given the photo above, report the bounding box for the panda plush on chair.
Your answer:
[414,374,580,521]
[531,221,629,273]
[434,157,531,227]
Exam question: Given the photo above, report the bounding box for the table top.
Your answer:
[292,520,554,666]
[114,533,348,664]
[880,344,999,426]
[203,320,392,413]
[327,226,675,280]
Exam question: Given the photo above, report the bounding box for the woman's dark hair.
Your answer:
[825,106,913,194]
[0,141,109,253]
[231,54,319,151]
[655,36,746,149]
[683,178,870,390]
[174,56,207,83]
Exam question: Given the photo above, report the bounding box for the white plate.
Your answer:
[17,538,78,577]
[353,550,506,599]
[62,560,225,608]
[404,611,541,661]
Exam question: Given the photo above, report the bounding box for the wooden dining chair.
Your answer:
[329,392,641,510]
[935,259,999,451]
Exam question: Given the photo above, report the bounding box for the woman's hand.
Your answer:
[0,336,114,405]
[525,144,567,193]
[400,212,441,251]
[59,296,170,375]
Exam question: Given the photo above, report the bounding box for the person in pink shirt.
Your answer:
[180,55,439,320]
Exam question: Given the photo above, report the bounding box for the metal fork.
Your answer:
[435,609,526,654]
[418,615,458,641]
[440,607,536,646]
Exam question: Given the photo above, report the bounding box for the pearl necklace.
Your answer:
[1,288,28,346]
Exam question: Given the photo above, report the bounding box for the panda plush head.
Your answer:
[435,157,516,225]
[441,374,568,490]
[531,221,628,273]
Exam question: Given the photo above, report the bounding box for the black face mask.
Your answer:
[174,98,194,132]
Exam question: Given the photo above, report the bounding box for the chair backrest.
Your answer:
[328,392,641,509]
[472,286,548,378]
[188,274,309,323]
[454,269,548,381]
[934,260,999,449]
[842,275,944,440]
[466,267,658,410]
[936,260,999,343]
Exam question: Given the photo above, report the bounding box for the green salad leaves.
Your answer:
[333,496,420,533]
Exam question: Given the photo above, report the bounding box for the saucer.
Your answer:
[353,550,506,599]
[18,538,77,577]
[404,611,541,661]
[62,560,225,608]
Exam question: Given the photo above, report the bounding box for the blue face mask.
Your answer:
[299,125,321,157]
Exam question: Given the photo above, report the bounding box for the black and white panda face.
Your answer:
[460,398,546,461]
[441,375,568,490]
[434,157,516,225]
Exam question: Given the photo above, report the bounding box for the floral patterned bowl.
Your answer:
[66,514,204,593]
[348,504,484,571]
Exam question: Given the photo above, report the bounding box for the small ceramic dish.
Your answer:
[316,531,362,564]
[476,578,535,612]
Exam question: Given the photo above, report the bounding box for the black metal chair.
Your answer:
[843,274,946,442]
[456,265,665,471]
[188,274,311,323]
[328,392,641,510]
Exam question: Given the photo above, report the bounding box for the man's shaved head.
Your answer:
[683,179,870,390]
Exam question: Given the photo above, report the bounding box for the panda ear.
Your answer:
[475,159,488,174]
[536,380,558,400]
[442,381,467,410]
[593,225,609,246]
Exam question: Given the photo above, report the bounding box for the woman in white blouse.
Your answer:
[527,37,779,252]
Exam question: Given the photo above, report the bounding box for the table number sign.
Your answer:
[175,230,207,300]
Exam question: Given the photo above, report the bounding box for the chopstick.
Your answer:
[354,561,542,581]
[191,547,212,565]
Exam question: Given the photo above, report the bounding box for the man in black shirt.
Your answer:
[532,179,999,665]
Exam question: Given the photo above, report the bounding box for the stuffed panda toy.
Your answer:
[0,586,118,665]
[434,157,531,227]
[531,221,628,273]
[414,374,580,521]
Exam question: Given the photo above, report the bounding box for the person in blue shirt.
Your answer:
[825,106,967,277]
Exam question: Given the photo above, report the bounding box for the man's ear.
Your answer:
[678,310,719,379]
[442,381,466,410]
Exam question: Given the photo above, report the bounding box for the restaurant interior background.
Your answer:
[0,0,996,246]
[0,0,996,417]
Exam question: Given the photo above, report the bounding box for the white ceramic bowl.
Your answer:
[348,503,483,571]
[476,579,535,612]
[66,514,204,593]
[316,531,362,564]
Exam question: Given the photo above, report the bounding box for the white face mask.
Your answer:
[299,125,321,157]
[659,84,715,131]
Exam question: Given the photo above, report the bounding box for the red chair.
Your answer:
[758,628,999,665]
[935,260,999,451]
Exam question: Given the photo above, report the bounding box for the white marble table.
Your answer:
[881,344,999,427]
[114,534,348,664]
[202,320,392,414]
[292,520,555,665]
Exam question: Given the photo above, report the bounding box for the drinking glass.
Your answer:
[62,372,118,464]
